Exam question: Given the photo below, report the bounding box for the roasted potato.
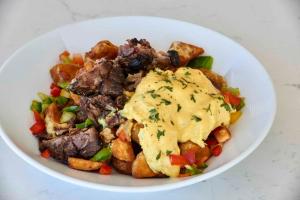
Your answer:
[169,41,204,66]
[212,126,231,143]
[179,141,211,164]
[99,128,115,144]
[112,157,132,175]
[68,157,103,171]
[131,122,143,144]
[132,152,157,178]
[111,138,135,162]
[86,40,118,60]
[116,120,133,142]
[45,103,69,136]
[50,63,82,83]
[70,92,81,105]
[199,68,227,90]
[46,103,60,122]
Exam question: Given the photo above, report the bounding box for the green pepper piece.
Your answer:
[63,105,80,113]
[56,96,69,105]
[31,100,42,113]
[60,111,76,123]
[57,82,70,90]
[75,118,94,129]
[90,147,112,162]
[187,56,213,70]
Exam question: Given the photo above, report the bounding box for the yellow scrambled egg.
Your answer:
[121,67,231,177]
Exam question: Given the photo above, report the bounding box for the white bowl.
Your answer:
[0,16,276,192]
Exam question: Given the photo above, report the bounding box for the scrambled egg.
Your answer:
[121,67,231,177]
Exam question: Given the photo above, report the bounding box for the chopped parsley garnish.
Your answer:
[147,90,155,93]
[157,129,165,140]
[190,94,196,103]
[161,99,171,105]
[177,104,182,112]
[151,93,161,99]
[182,78,191,84]
[185,71,191,76]
[147,90,161,99]
[203,104,212,115]
[156,151,161,160]
[149,108,160,122]
[221,103,231,112]
[159,86,173,92]
[170,120,175,125]
[166,150,172,155]
[163,78,172,83]
[191,115,202,122]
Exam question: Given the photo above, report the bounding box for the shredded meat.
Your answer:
[39,128,101,163]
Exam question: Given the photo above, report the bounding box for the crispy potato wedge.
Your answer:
[169,41,204,66]
[199,68,227,90]
[179,141,211,165]
[131,123,143,144]
[86,40,118,60]
[116,120,133,142]
[111,138,135,162]
[68,157,103,171]
[99,128,116,144]
[112,157,132,175]
[70,92,81,105]
[212,126,231,143]
[132,152,157,178]
[46,103,61,122]
[50,63,82,83]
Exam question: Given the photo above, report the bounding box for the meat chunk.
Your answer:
[79,95,114,122]
[117,38,155,73]
[69,60,114,95]
[125,72,143,91]
[86,40,118,60]
[40,127,102,163]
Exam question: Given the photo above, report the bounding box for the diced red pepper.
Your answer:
[72,54,84,65]
[51,86,61,97]
[41,149,51,158]
[30,122,45,135]
[211,145,222,156]
[169,154,188,166]
[182,150,196,165]
[33,111,44,123]
[222,91,241,106]
[50,83,57,89]
[99,164,112,175]
[205,136,218,148]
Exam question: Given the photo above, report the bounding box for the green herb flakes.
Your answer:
[157,129,165,140]
[161,99,171,105]
[149,108,160,122]
[177,104,182,112]
[190,94,196,103]
[156,151,161,160]
[191,115,202,122]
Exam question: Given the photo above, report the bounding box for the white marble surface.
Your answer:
[0,0,300,199]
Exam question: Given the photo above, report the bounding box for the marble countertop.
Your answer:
[0,0,299,199]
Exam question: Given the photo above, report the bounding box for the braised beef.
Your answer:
[69,59,114,95]
[40,128,101,163]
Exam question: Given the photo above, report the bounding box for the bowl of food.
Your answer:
[0,16,276,192]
